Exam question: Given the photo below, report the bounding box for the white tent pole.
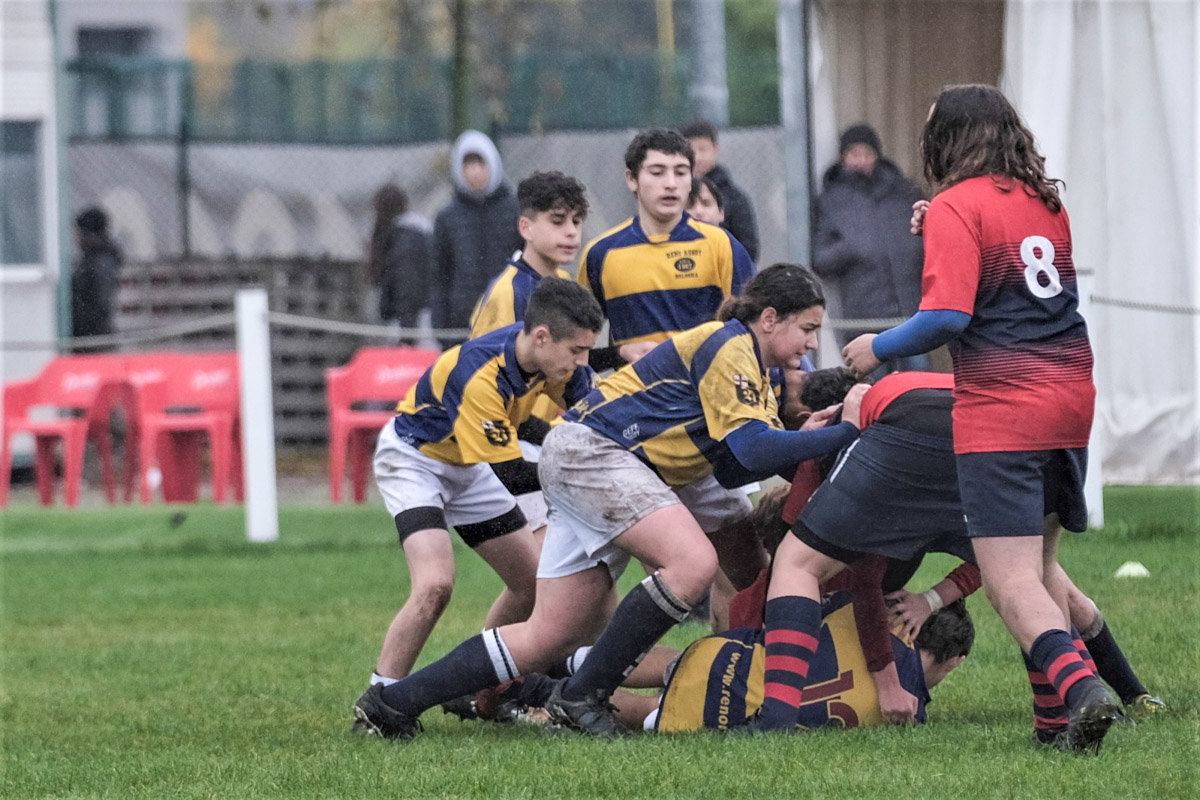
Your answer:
[236,288,279,543]
[1077,272,1104,529]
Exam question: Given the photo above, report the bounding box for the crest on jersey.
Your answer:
[674,257,697,273]
[733,374,761,406]
[622,423,640,440]
[482,419,512,447]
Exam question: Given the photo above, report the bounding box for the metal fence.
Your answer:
[66,52,779,146]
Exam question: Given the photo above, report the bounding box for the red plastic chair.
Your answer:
[129,352,242,504]
[326,346,440,503]
[1,354,128,508]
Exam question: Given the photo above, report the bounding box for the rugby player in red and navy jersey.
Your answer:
[832,85,1120,753]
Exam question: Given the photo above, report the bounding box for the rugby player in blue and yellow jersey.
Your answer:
[579,128,755,369]
[469,171,587,338]
[468,171,591,545]
[601,592,972,733]
[578,130,767,630]
[352,263,870,740]
[354,278,602,723]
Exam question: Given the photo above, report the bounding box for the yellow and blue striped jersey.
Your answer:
[578,213,755,346]
[565,319,781,488]
[393,324,594,466]
[655,591,930,732]
[469,256,572,338]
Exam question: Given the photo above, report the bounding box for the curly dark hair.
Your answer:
[517,171,589,218]
[914,598,975,664]
[921,84,1064,212]
[800,368,864,412]
[624,128,694,176]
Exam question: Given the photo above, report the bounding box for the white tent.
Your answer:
[1003,0,1198,485]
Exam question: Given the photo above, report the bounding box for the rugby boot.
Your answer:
[1055,682,1120,755]
[351,684,423,740]
[1127,693,1167,720]
[542,681,622,738]
[440,694,481,721]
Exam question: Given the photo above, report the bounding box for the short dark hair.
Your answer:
[517,171,589,218]
[717,263,825,326]
[624,129,694,176]
[462,152,486,166]
[524,277,604,339]
[681,119,717,144]
[689,176,724,210]
[915,599,975,664]
[800,368,863,412]
[75,207,109,235]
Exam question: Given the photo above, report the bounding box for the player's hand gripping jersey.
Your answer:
[918,176,1094,452]
[578,214,754,346]
[656,591,930,732]
[565,319,782,489]
[392,323,594,466]
[469,257,571,338]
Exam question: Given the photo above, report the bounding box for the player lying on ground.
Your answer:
[482,592,973,734]
[351,263,868,740]
[357,279,602,710]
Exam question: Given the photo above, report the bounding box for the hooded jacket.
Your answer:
[431,130,523,330]
[813,158,925,336]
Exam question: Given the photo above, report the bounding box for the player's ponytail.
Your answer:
[717,262,825,324]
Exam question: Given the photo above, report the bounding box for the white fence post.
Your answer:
[236,288,279,543]
[1077,272,1105,529]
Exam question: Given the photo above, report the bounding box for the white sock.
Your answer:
[370,671,399,687]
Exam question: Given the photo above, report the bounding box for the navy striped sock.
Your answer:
[1029,629,1098,710]
[758,595,821,731]
[1023,650,1068,738]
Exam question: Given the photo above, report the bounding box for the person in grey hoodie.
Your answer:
[430,130,523,332]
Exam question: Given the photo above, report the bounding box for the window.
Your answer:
[0,122,43,265]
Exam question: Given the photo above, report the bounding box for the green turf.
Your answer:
[2,487,1198,798]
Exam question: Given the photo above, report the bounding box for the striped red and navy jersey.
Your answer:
[578,213,754,347]
[655,591,930,732]
[919,176,1094,452]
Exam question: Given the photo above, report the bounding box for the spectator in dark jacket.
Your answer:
[368,183,432,330]
[71,207,122,346]
[814,124,927,370]
[683,120,760,263]
[430,130,523,332]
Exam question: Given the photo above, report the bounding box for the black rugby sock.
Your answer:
[380,630,517,716]
[1083,621,1148,704]
[560,573,690,702]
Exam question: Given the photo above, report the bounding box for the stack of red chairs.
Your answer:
[1,351,243,507]
[326,346,440,503]
[126,352,242,504]
[1,355,127,507]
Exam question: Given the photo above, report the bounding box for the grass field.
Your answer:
[2,486,1197,798]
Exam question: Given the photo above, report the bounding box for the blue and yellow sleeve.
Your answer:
[445,361,523,465]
